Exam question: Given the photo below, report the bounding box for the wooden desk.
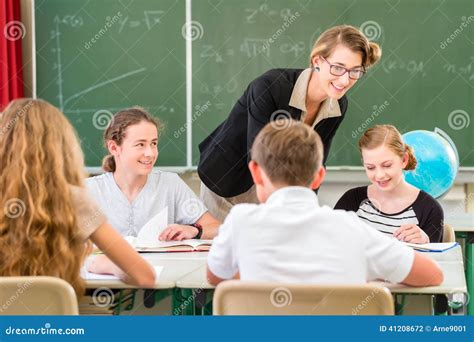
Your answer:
[84,247,467,315]
[175,246,467,315]
[85,252,207,290]
[84,252,207,314]
[177,247,466,293]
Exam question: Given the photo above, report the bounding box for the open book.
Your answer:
[124,207,212,252]
[404,242,459,252]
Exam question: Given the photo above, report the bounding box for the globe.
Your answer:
[402,128,459,199]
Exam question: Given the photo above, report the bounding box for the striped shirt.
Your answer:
[335,186,444,242]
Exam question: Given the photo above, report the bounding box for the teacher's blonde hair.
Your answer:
[309,25,382,69]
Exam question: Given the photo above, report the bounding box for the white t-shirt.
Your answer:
[207,186,415,284]
[85,171,207,236]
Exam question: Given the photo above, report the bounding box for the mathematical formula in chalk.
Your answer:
[245,5,297,24]
[382,59,426,77]
[444,57,474,81]
[118,11,165,33]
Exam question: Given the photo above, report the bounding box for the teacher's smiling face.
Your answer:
[311,44,364,100]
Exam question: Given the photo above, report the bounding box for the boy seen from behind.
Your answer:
[207,120,443,287]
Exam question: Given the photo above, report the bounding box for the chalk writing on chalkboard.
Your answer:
[241,38,270,58]
[49,16,151,112]
[118,10,165,33]
[382,59,426,77]
[200,79,239,97]
[244,4,295,24]
[443,57,474,81]
[55,15,84,27]
[280,41,306,58]
[200,45,234,63]
[66,104,176,125]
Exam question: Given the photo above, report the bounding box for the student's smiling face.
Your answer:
[113,121,158,176]
[361,144,408,192]
[312,44,363,100]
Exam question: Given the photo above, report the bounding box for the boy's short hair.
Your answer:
[250,119,324,186]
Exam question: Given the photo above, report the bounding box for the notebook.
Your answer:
[123,207,212,252]
[404,242,459,252]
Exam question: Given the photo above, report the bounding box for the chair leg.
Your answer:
[433,294,448,315]
[394,294,406,315]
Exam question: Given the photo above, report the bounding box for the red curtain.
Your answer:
[0,0,25,110]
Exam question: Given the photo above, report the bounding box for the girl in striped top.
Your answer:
[335,125,443,243]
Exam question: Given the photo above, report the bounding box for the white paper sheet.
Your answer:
[81,265,163,282]
[132,207,169,248]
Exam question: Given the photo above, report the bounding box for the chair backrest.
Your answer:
[443,224,455,243]
[0,276,78,315]
[213,280,394,315]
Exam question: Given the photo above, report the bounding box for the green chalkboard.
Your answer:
[35,0,187,167]
[191,0,474,167]
[35,0,473,168]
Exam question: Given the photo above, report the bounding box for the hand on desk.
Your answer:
[159,224,199,241]
[87,255,123,276]
[394,224,429,244]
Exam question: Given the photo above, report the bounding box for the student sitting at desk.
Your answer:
[335,125,443,243]
[0,99,155,294]
[86,107,220,241]
[206,120,443,286]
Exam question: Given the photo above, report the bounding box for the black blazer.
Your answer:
[198,68,348,198]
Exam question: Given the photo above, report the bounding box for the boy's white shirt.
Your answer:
[207,186,415,284]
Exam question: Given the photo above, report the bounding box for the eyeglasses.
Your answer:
[320,57,365,80]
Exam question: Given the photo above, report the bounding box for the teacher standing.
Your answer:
[198,25,381,221]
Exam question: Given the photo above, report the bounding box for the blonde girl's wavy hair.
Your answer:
[309,25,382,69]
[0,98,90,296]
[359,124,417,171]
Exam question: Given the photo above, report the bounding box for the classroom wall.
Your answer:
[179,170,473,218]
[20,0,34,98]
